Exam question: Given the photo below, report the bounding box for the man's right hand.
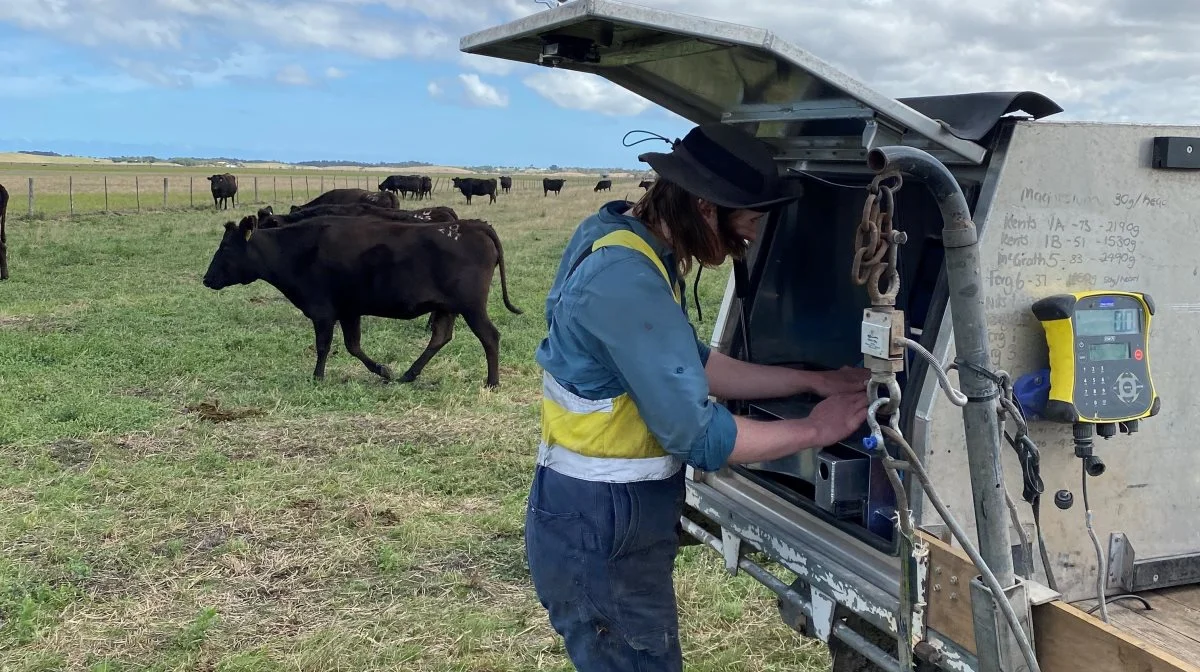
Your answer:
[806,392,871,446]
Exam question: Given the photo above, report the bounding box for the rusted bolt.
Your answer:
[935,567,943,575]
[950,592,958,601]
[950,575,959,585]
[933,584,942,592]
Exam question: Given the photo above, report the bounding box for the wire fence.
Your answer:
[0,173,632,218]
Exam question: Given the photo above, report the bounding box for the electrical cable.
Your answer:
[1086,594,1151,614]
[1082,461,1110,623]
[880,425,1043,672]
[899,337,967,406]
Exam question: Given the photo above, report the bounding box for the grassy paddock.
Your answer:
[0,184,830,671]
[0,165,640,219]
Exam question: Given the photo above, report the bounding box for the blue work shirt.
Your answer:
[535,200,739,471]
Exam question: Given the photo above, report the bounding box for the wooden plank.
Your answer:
[1158,585,1200,611]
[918,530,1197,670]
[1033,600,1200,672]
[1137,591,1200,647]
[919,531,979,655]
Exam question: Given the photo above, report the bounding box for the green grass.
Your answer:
[0,186,831,670]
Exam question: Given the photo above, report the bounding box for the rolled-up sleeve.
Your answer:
[564,251,737,471]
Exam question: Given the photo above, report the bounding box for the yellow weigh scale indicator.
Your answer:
[1032,291,1161,424]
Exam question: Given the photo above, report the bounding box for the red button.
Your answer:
[1134,349,1144,361]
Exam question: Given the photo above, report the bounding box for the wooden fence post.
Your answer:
[190,176,193,207]
[163,177,169,209]
[69,176,74,215]
[273,176,277,203]
[254,176,259,202]
[305,176,310,199]
[320,175,324,193]
[290,176,294,202]
[104,176,109,212]
[27,177,33,216]
[135,176,141,211]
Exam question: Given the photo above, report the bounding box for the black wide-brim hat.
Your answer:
[638,122,804,211]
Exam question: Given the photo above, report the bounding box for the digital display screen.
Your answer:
[1088,342,1131,361]
[1076,308,1140,336]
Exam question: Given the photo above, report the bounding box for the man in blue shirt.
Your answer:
[527,122,870,670]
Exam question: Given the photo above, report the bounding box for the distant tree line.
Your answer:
[11,149,645,174]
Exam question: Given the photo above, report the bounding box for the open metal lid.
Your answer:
[461,0,1062,165]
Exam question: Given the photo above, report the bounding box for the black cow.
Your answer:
[288,188,398,213]
[639,180,654,190]
[207,173,238,209]
[594,179,612,192]
[379,174,423,199]
[202,214,521,387]
[0,181,8,280]
[543,178,564,196]
[418,176,432,200]
[259,202,459,229]
[451,177,497,204]
[499,176,512,194]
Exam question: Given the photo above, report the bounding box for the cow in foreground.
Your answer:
[290,188,398,212]
[202,214,521,387]
[594,179,612,192]
[259,202,458,229]
[499,176,512,194]
[451,177,497,204]
[207,174,238,209]
[0,182,8,280]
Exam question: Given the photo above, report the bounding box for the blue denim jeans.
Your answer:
[525,464,686,671]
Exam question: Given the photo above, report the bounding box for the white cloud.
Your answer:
[459,52,517,76]
[275,65,311,86]
[324,66,347,79]
[523,69,654,117]
[5,0,1200,127]
[457,73,509,107]
[428,73,509,108]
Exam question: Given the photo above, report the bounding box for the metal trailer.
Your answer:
[462,2,1200,671]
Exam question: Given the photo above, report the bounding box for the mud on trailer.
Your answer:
[463,2,1200,671]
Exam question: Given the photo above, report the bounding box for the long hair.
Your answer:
[630,178,748,279]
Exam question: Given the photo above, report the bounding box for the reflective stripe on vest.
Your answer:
[538,229,683,482]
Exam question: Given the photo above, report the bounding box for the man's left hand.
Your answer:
[806,366,871,398]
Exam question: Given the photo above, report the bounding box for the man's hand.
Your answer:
[807,366,871,398]
[806,391,870,446]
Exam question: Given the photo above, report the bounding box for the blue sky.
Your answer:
[0,1,692,169]
[2,1,1196,169]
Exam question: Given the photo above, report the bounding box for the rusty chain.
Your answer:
[852,170,906,306]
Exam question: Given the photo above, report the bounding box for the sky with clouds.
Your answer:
[1,0,1197,168]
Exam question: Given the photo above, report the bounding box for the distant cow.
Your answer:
[258,202,458,229]
[639,180,654,190]
[202,213,521,387]
[207,174,238,209]
[419,176,432,200]
[543,178,564,196]
[499,176,512,194]
[289,188,398,212]
[0,182,8,280]
[451,177,497,205]
[594,179,612,192]
[379,174,423,199]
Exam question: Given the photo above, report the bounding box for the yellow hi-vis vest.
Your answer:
[537,229,685,483]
